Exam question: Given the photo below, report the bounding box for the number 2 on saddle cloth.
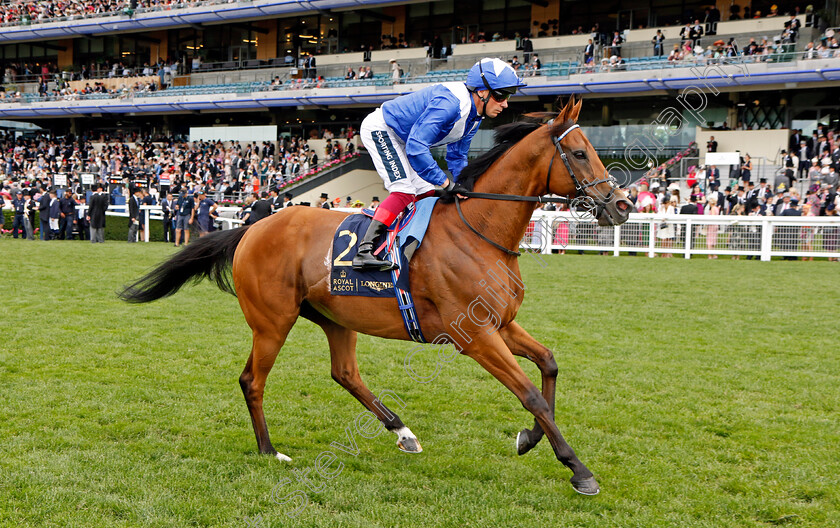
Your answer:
[329,199,437,342]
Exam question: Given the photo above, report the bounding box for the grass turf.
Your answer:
[0,239,838,527]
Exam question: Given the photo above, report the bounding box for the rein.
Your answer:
[455,198,522,257]
[451,121,618,257]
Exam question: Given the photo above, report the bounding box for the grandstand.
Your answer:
[0,0,838,210]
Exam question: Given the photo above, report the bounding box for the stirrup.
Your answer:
[352,247,399,271]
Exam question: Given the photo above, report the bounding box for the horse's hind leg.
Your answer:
[318,319,422,453]
[240,320,297,461]
[500,322,557,456]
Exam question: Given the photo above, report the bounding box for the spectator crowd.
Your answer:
[0,0,232,26]
[0,127,364,239]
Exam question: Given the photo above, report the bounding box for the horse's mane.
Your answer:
[444,113,575,202]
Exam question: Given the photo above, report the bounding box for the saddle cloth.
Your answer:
[329,197,437,298]
[329,197,439,342]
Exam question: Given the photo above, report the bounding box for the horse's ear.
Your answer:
[557,97,573,121]
[571,97,583,123]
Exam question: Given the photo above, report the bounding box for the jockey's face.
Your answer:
[474,90,508,118]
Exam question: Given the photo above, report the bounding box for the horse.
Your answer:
[120,97,633,496]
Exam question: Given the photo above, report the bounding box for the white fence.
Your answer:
[104,206,840,260]
[523,212,840,261]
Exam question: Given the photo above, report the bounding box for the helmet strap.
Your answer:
[470,87,490,118]
[476,60,493,118]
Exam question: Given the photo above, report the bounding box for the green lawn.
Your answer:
[1,239,838,527]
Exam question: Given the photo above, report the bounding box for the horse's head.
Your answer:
[540,99,634,226]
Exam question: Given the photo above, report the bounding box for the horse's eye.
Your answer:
[573,150,586,160]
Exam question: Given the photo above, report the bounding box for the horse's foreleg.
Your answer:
[319,320,422,454]
[500,322,557,456]
[240,321,296,461]
[464,334,599,495]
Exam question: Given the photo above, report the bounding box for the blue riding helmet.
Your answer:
[466,58,527,100]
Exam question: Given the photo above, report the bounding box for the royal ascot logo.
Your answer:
[340,270,347,278]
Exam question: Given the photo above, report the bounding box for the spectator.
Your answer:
[680,194,699,215]
[390,59,402,83]
[11,190,25,238]
[38,188,51,240]
[656,196,677,257]
[23,191,36,240]
[584,39,595,64]
[705,191,721,258]
[690,19,704,47]
[706,136,717,152]
[47,188,61,239]
[706,165,720,190]
[433,34,443,59]
[318,192,331,209]
[127,187,142,242]
[652,30,665,57]
[58,189,76,240]
[680,23,693,46]
[306,54,317,79]
[521,34,533,64]
[88,183,108,243]
[610,31,623,56]
[668,44,682,61]
[160,192,173,242]
[174,190,194,247]
[195,189,217,237]
[248,192,272,223]
[740,154,752,185]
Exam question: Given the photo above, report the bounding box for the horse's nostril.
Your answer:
[617,200,630,212]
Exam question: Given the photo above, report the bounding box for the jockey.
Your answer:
[353,57,526,271]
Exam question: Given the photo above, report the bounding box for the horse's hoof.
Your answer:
[395,427,422,453]
[571,476,600,496]
[398,437,422,453]
[516,429,532,455]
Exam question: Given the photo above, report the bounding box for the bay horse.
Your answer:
[120,98,633,495]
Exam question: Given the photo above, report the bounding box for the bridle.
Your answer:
[453,119,619,257]
[546,121,616,214]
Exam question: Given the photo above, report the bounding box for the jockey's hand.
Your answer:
[443,178,469,199]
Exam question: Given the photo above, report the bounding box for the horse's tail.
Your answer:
[119,226,250,303]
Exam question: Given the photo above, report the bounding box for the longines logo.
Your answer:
[360,280,393,292]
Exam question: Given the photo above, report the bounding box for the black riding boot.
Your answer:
[352,219,399,271]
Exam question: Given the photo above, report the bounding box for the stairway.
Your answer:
[274,154,374,197]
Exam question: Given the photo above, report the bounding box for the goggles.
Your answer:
[489,88,515,102]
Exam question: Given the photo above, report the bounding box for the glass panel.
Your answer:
[433,1,454,15]
[408,4,429,17]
